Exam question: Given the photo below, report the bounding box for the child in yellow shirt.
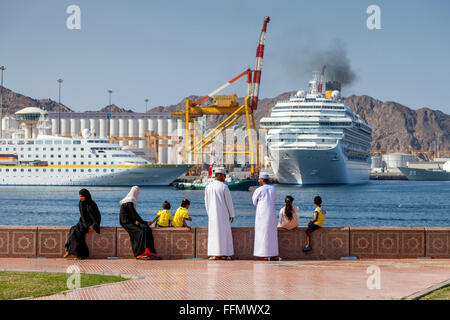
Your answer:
[172,199,192,228]
[303,196,326,252]
[150,201,172,227]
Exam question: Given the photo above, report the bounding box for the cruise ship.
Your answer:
[260,72,372,185]
[0,134,191,186]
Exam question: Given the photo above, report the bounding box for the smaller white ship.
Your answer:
[0,107,191,186]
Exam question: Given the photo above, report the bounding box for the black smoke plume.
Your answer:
[306,41,357,86]
[282,39,357,88]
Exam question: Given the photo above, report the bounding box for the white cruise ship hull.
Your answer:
[0,165,191,186]
[270,144,370,185]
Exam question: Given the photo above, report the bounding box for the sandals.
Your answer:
[208,256,232,260]
[258,256,283,261]
[269,256,282,261]
[147,254,162,260]
[136,252,161,260]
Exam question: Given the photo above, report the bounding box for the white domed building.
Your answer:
[15,107,49,139]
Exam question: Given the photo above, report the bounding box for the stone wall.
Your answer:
[0,226,448,259]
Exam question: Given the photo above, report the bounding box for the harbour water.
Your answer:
[0,180,449,228]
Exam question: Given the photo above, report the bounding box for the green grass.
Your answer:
[0,271,126,300]
[421,286,450,300]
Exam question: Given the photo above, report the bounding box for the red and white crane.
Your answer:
[317,64,326,94]
[193,68,252,106]
[193,16,270,109]
[250,16,270,110]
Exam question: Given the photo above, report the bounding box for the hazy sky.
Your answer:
[1,0,449,114]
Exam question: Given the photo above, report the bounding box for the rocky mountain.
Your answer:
[0,86,72,114]
[96,104,134,113]
[1,85,448,151]
[345,95,450,151]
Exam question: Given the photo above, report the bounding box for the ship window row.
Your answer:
[274,105,345,111]
[18,154,91,158]
[91,147,120,151]
[87,140,109,143]
[344,142,370,152]
[0,168,117,173]
[343,130,371,143]
[345,133,371,143]
[12,161,115,165]
[123,161,147,164]
[268,138,337,143]
[272,111,345,117]
[1,147,86,152]
[34,140,79,145]
[344,132,371,143]
[271,129,344,135]
[344,138,370,148]
[112,154,135,157]
[0,140,35,145]
[346,154,369,161]
[18,154,107,159]
[262,121,350,126]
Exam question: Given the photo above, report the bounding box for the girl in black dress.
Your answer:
[64,189,101,259]
[120,186,158,260]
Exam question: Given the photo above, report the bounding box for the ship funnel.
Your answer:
[325,81,341,99]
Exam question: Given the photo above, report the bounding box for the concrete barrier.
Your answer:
[0,226,38,258]
[349,227,426,258]
[117,227,196,259]
[0,226,448,259]
[278,227,349,260]
[37,226,70,258]
[425,228,450,258]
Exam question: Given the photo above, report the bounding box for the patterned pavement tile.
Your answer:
[0,258,449,300]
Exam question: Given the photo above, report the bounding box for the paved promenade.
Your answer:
[1,258,449,300]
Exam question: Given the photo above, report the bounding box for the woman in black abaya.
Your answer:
[64,189,101,259]
[120,186,158,260]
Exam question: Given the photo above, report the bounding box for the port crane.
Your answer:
[109,131,182,163]
[172,17,270,176]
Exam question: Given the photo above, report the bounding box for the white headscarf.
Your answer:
[120,186,140,208]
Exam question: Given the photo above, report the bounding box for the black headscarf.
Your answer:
[79,189,101,234]
[79,189,93,202]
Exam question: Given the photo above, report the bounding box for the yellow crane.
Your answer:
[172,94,260,175]
[109,131,182,163]
[171,17,271,177]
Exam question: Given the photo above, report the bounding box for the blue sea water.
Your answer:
[0,180,449,228]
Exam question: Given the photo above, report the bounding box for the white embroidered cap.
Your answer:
[215,167,226,174]
[259,172,269,179]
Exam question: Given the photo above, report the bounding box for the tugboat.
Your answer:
[174,164,255,191]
